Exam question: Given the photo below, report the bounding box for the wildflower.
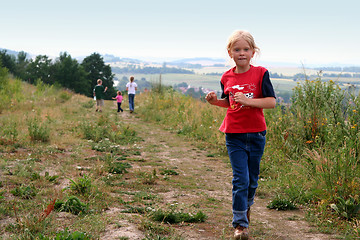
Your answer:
[306,140,313,144]
[353,109,357,113]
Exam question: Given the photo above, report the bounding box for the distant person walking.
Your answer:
[112,91,124,112]
[93,79,108,112]
[126,76,138,113]
[205,30,276,240]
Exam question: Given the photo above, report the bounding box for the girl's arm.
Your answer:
[234,92,276,109]
[206,91,230,108]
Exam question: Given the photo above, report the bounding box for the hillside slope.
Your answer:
[0,80,341,239]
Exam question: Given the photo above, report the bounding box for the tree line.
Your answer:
[0,50,117,99]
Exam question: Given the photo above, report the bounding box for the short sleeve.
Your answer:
[262,71,276,98]
[220,82,229,99]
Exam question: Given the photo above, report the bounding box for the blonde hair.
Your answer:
[117,91,122,95]
[227,30,260,55]
[97,79,102,84]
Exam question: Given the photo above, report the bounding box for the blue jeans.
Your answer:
[128,94,135,111]
[225,131,266,228]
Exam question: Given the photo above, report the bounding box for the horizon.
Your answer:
[2,47,359,69]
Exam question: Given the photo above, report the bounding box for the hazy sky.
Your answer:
[2,0,360,66]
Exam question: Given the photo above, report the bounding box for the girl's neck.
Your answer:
[234,64,251,74]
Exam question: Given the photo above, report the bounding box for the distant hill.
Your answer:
[0,48,23,56]
[169,57,227,66]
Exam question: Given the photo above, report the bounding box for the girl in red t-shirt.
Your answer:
[206,30,276,240]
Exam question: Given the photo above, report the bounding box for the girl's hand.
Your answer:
[205,91,218,104]
[234,92,248,105]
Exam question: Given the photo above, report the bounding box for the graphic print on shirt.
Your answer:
[228,83,256,110]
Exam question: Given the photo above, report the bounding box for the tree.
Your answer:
[0,50,16,74]
[15,51,29,80]
[52,52,90,94]
[25,55,53,84]
[81,53,116,98]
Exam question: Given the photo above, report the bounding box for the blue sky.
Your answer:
[2,0,360,66]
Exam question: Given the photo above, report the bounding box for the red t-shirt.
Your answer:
[219,65,268,133]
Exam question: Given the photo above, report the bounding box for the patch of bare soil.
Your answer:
[100,111,339,240]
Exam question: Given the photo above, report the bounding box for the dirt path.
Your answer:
[102,110,339,240]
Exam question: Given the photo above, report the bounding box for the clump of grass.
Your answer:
[45,171,59,183]
[54,229,92,240]
[108,162,132,174]
[82,99,95,109]
[27,117,50,142]
[57,90,72,103]
[122,205,148,214]
[267,196,297,211]
[54,196,89,215]
[140,219,171,237]
[159,168,179,176]
[11,185,37,199]
[68,175,92,195]
[150,208,207,224]
[133,192,158,202]
[138,169,158,185]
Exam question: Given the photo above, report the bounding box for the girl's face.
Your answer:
[228,38,255,73]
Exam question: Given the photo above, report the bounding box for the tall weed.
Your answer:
[27,116,51,142]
